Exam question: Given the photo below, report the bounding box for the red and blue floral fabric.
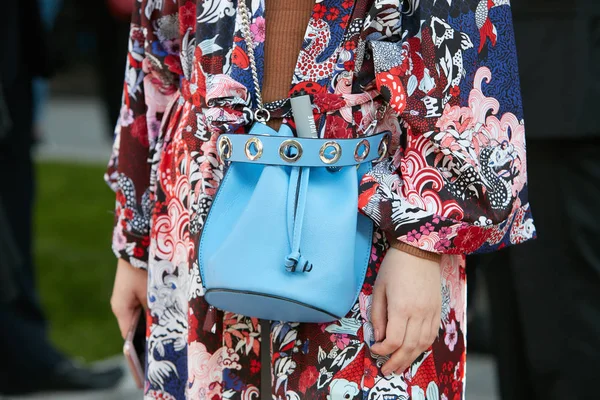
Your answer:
[105,0,534,399]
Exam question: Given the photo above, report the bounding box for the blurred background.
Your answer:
[0,0,137,398]
[31,0,127,361]
[1,0,598,399]
[29,66,122,353]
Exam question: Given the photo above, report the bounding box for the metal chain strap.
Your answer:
[237,0,271,123]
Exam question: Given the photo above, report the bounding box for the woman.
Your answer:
[107,0,535,398]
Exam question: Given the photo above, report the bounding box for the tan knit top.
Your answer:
[262,0,314,130]
[260,0,439,262]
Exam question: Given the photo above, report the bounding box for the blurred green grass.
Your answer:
[35,161,122,361]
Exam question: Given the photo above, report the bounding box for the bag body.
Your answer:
[199,123,389,322]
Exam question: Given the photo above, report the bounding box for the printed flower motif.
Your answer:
[124,208,134,220]
[116,190,126,205]
[250,16,266,43]
[113,226,127,250]
[147,116,162,141]
[131,115,149,147]
[435,238,451,252]
[147,390,176,400]
[313,4,327,19]
[327,7,340,21]
[362,358,378,389]
[314,93,346,113]
[178,1,196,35]
[406,229,422,242]
[119,105,134,127]
[161,39,181,56]
[445,319,458,352]
[450,85,460,97]
[250,359,261,374]
[104,0,530,395]
[432,215,447,224]
[130,27,144,43]
[330,333,350,350]
[341,14,350,29]
[298,366,319,394]
[133,246,144,258]
[325,115,353,139]
[452,378,461,393]
[439,226,452,239]
[442,361,455,373]
[452,225,490,253]
[371,245,378,261]
[420,222,434,235]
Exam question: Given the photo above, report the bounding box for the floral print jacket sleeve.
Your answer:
[104,1,182,268]
[358,0,536,255]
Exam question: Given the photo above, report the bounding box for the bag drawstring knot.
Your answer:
[285,166,312,273]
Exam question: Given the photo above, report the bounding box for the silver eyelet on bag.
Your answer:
[279,139,303,163]
[354,139,370,163]
[376,134,390,162]
[319,141,342,165]
[244,137,263,161]
[217,135,232,162]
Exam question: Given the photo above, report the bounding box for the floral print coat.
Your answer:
[105,0,535,399]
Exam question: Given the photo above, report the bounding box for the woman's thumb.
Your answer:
[370,283,387,343]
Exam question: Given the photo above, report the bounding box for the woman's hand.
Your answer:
[370,247,442,376]
[110,258,148,338]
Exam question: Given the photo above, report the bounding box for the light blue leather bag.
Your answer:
[198,122,389,323]
[198,1,389,323]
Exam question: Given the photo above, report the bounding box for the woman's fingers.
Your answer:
[370,282,388,343]
[419,316,436,352]
[136,282,149,310]
[111,259,148,338]
[372,313,441,376]
[113,302,137,339]
[370,310,408,357]
[111,286,140,339]
[382,317,422,376]
[369,248,443,374]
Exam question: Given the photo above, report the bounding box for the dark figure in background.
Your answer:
[474,1,600,399]
[0,0,122,394]
[92,0,131,136]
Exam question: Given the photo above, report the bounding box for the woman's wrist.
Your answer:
[386,235,442,263]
